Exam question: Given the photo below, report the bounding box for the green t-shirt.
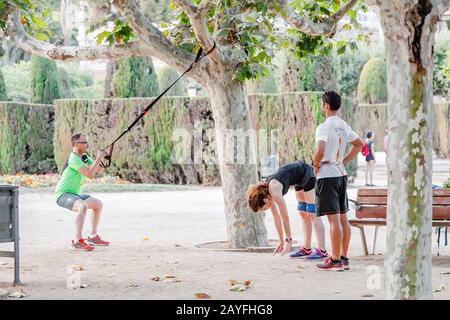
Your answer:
[55,152,94,200]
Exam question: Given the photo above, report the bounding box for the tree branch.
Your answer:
[276,0,358,37]
[109,0,206,78]
[5,11,149,61]
[172,0,220,63]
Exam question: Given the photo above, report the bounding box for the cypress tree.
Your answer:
[30,56,62,104]
[112,57,159,98]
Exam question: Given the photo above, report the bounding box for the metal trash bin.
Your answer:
[0,185,21,286]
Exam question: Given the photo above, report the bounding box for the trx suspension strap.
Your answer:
[100,42,216,168]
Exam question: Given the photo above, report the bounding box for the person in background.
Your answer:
[364,131,376,187]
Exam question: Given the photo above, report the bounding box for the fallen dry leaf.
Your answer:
[361,294,374,298]
[129,284,139,288]
[151,277,160,282]
[165,275,176,279]
[433,284,445,293]
[163,278,181,283]
[194,293,211,299]
[175,244,182,247]
[142,236,150,241]
[228,279,252,292]
[80,284,89,289]
[71,265,84,271]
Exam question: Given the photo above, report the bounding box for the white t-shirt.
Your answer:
[315,116,359,179]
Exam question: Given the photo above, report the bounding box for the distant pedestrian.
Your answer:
[363,131,376,186]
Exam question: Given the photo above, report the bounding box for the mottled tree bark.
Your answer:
[207,66,269,248]
[376,0,445,299]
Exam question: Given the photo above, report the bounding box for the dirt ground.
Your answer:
[0,153,449,299]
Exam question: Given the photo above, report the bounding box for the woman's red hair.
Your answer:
[246,182,270,213]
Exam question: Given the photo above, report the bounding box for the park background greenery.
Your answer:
[0,0,449,189]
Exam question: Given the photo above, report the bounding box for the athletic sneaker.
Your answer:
[289,246,312,259]
[71,239,94,251]
[341,257,350,270]
[86,235,110,246]
[316,258,343,271]
[306,249,329,260]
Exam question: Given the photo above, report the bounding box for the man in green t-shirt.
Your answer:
[55,133,109,251]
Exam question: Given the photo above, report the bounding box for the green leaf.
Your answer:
[96,31,111,45]
[106,34,115,46]
[215,28,229,39]
[337,45,347,55]
[34,32,49,41]
[342,24,352,31]
[168,0,176,11]
[229,285,246,292]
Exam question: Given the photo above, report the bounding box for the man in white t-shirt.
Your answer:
[312,91,363,271]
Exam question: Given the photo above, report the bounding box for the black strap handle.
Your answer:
[100,42,216,168]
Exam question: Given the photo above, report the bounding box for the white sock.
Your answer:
[89,233,98,239]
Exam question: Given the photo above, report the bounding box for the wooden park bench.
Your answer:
[349,188,450,255]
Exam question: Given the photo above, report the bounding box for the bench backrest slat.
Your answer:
[355,206,450,219]
[354,188,450,219]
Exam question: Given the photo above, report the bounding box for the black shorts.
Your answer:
[294,177,316,192]
[315,176,349,216]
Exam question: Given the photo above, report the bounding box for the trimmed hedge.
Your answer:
[355,102,450,158]
[0,102,55,174]
[434,102,450,158]
[53,92,358,185]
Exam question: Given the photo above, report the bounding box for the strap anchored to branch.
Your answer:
[100,42,216,169]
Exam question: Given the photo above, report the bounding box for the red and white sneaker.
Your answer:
[71,239,94,251]
[86,235,110,246]
[316,258,343,271]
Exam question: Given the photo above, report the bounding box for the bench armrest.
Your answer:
[349,199,361,210]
